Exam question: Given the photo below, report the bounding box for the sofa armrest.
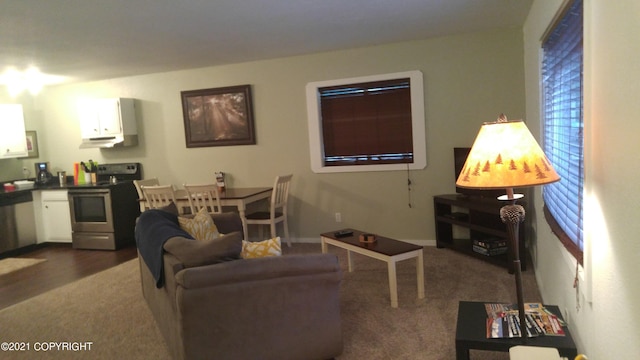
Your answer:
[175,253,340,289]
[163,231,243,268]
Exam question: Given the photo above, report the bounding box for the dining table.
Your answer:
[173,187,272,238]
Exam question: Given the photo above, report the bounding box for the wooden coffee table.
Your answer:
[321,228,425,308]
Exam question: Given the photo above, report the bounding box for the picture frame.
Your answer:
[24,130,39,158]
[181,84,256,147]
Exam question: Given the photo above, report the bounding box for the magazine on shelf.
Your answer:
[473,238,508,249]
[484,303,517,318]
[473,238,508,256]
[484,303,565,338]
[472,244,508,256]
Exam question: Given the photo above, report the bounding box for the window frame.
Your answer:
[541,0,584,264]
[306,70,426,173]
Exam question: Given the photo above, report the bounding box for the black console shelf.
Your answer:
[433,194,526,273]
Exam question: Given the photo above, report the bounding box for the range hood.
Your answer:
[77,98,138,149]
[79,135,138,149]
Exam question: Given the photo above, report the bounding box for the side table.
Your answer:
[455,301,577,360]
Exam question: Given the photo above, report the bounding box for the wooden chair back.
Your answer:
[141,184,178,212]
[183,183,222,215]
[245,174,293,246]
[134,178,160,212]
[270,174,293,217]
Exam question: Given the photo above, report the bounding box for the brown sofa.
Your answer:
[135,208,343,360]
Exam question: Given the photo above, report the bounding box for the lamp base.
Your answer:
[500,199,527,339]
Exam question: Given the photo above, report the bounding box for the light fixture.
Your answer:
[456,114,560,340]
[0,67,66,97]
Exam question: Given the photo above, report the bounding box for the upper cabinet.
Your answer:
[78,98,137,148]
[0,104,28,158]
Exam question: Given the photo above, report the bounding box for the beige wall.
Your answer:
[525,0,640,357]
[1,28,526,243]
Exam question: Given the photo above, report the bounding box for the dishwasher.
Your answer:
[0,191,37,255]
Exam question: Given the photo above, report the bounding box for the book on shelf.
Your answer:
[473,238,507,256]
[484,303,566,338]
[472,245,508,256]
[473,238,508,249]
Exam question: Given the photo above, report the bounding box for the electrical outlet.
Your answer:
[335,212,342,222]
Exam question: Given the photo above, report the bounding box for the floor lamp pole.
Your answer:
[500,189,527,341]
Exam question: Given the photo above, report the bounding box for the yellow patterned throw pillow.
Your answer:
[178,207,220,241]
[241,237,282,259]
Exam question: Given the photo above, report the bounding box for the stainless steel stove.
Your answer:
[68,163,142,250]
[95,162,142,184]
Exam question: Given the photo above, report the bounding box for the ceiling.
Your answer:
[2,0,532,84]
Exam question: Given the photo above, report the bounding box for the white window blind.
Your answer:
[542,0,584,251]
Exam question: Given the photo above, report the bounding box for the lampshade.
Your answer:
[456,119,560,190]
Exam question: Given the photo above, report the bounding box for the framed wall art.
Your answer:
[24,130,39,158]
[181,84,256,147]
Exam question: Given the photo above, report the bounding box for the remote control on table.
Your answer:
[334,230,353,238]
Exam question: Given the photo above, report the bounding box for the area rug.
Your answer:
[0,258,46,277]
[0,244,540,359]
[0,258,168,360]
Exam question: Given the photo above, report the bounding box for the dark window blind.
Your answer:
[542,0,584,253]
[319,78,413,166]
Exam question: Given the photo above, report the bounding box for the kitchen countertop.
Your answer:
[0,179,135,204]
[0,189,34,206]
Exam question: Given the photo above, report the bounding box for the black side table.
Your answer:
[455,301,578,360]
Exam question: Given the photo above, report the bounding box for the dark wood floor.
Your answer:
[0,243,138,311]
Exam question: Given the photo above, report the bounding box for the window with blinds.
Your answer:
[541,0,584,261]
[319,78,413,166]
[305,70,426,174]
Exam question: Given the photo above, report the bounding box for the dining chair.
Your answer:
[183,183,222,215]
[245,174,293,247]
[141,184,180,213]
[134,178,159,212]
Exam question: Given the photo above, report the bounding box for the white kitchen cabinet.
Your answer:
[78,98,137,147]
[0,104,28,158]
[41,190,72,243]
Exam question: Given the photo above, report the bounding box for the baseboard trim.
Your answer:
[292,237,436,247]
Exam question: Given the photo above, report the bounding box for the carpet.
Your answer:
[0,258,47,277]
[0,244,540,359]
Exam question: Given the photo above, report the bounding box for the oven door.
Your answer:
[68,189,114,233]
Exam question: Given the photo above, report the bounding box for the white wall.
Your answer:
[1,28,526,244]
[524,0,640,358]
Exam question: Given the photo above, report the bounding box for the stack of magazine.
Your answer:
[485,303,566,338]
[472,238,508,256]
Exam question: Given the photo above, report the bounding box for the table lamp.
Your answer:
[456,114,560,339]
